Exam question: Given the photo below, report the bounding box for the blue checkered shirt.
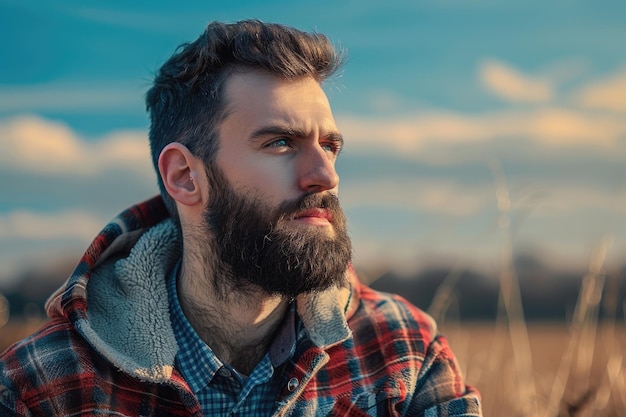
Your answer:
[167,264,298,416]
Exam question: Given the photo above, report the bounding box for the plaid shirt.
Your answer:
[0,196,482,416]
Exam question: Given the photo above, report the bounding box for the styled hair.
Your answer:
[145,19,345,221]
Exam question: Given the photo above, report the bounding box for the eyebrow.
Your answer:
[248,124,344,146]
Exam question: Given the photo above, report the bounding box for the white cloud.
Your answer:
[479,59,553,103]
[0,115,153,177]
[0,209,103,240]
[337,61,624,161]
[343,177,626,222]
[342,179,491,217]
[338,106,626,161]
[574,67,626,112]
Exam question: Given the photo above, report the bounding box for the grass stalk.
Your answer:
[544,237,611,417]
[490,160,538,416]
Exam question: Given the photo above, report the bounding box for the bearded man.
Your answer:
[0,20,482,416]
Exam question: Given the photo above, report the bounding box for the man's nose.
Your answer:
[297,144,339,193]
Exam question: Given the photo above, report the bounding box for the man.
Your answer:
[0,20,482,416]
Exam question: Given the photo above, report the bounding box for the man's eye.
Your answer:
[322,142,342,155]
[266,138,290,148]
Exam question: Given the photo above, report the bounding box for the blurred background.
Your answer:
[1,1,626,415]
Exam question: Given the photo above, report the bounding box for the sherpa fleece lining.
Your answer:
[85,220,181,382]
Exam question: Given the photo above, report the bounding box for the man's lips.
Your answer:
[292,208,333,224]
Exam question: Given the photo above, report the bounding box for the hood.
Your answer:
[46,196,180,382]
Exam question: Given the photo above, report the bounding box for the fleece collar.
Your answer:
[45,196,355,384]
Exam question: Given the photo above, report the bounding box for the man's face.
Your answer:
[201,71,352,296]
[217,71,343,231]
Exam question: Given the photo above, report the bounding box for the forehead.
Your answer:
[220,70,337,134]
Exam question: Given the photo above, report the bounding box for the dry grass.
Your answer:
[441,321,625,417]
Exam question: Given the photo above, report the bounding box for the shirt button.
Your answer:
[218,367,232,378]
[287,377,299,391]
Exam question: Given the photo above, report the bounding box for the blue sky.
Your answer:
[2,0,626,284]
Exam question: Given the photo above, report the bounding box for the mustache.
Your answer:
[276,192,342,221]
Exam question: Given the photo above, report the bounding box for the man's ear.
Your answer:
[158,143,205,207]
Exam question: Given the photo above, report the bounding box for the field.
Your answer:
[442,322,625,416]
[2,319,624,416]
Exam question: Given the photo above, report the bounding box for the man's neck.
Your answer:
[177,256,290,375]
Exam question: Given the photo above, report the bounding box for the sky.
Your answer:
[1,0,626,285]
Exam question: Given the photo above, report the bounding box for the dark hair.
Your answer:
[145,19,345,221]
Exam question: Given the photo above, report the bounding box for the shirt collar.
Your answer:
[270,302,297,366]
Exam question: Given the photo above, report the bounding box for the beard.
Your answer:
[199,166,352,298]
